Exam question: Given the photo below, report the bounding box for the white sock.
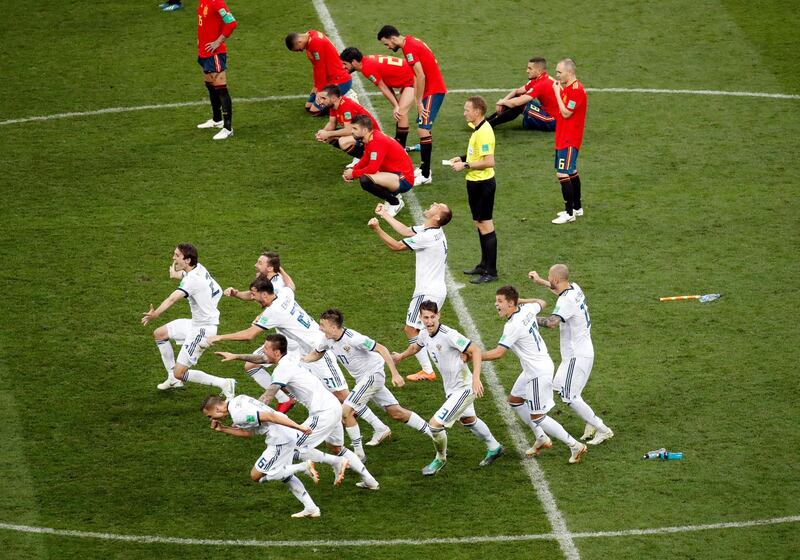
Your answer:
[430,427,448,460]
[512,402,547,439]
[413,344,434,373]
[156,340,175,374]
[568,397,606,430]
[537,416,577,447]
[275,390,290,404]
[346,424,363,453]
[246,367,273,390]
[297,447,340,466]
[339,449,377,485]
[259,461,307,482]
[283,475,317,509]
[356,405,389,432]
[182,369,227,389]
[464,418,500,450]
[406,411,432,437]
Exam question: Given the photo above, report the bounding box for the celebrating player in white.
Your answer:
[529,264,613,444]
[305,308,436,462]
[393,301,504,475]
[201,394,321,518]
[216,334,380,490]
[141,243,236,397]
[482,285,587,464]
[368,201,452,382]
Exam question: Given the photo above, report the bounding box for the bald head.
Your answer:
[550,264,570,281]
[559,58,577,74]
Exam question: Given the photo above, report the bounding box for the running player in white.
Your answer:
[201,393,321,518]
[528,265,613,444]
[221,251,296,410]
[482,285,587,463]
[393,300,504,475]
[304,308,435,462]
[368,201,452,382]
[216,334,380,490]
[141,243,236,397]
[207,278,390,447]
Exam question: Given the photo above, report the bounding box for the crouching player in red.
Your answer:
[196,0,238,140]
[315,85,381,167]
[343,115,414,217]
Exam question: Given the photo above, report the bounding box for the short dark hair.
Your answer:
[340,47,363,63]
[264,333,288,356]
[176,243,198,266]
[351,114,374,130]
[201,394,223,411]
[529,57,547,67]
[437,206,453,227]
[262,251,280,271]
[284,32,300,50]
[419,300,440,314]
[322,84,341,97]
[320,308,344,328]
[466,95,487,115]
[377,25,400,40]
[496,285,519,305]
[250,276,275,294]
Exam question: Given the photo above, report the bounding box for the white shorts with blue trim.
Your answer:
[166,318,217,368]
[553,356,594,401]
[295,406,345,449]
[510,360,555,415]
[432,388,477,428]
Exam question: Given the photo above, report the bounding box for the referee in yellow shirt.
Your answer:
[449,96,498,284]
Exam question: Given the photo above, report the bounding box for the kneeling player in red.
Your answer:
[343,115,414,217]
[196,0,238,140]
[315,85,381,167]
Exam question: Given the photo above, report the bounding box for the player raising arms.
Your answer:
[368,201,452,382]
[305,308,437,463]
[487,57,558,132]
[377,25,447,185]
[195,0,238,140]
[201,394,321,518]
[343,115,415,216]
[141,243,236,397]
[340,47,416,148]
[482,285,588,464]
[393,301,504,475]
[315,85,381,167]
[285,30,353,116]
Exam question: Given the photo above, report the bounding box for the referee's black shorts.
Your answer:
[467,177,496,221]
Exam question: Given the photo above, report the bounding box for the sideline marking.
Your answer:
[1,515,797,549]
[2,87,797,127]
[311,0,586,557]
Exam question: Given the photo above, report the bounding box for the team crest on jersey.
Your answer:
[313,52,320,60]
[567,100,577,109]
[343,344,351,353]
[436,344,442,351]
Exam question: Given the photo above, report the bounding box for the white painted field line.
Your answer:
[311,1,582,559]
[2,86,797,127]
[1,515,798,549]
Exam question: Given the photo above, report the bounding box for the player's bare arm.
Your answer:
[553,82,574,118]
[223,287,255,300]
[215,352,269,364]
[504,93,534,108]
[302,350,326,363]
[537,315,561,329]
[211,419,254,439]
[465,343,484,398]
[517,297,548,309]
[260,411,313,435]
[482,346,507,362]
[412,64,427,117]
[141,290,184,326]
[374,342,405,387]
[206,324,262,345]
[368,218,408,251]
[391,341,422,364]
[375,204,415,236]
[258,383,282,405]
[278,267,296,291]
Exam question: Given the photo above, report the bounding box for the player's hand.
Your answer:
[223,287,237,297]
[472,378,484,398]
[215,351,237,362]
[367,217,380,230]
[342,169,354,182]
[204,40,221,53]
[460,352,469,363]
[553,81,562,95]
[205,335,221,346]
[299,426,313,435]
[315,130,328,142]
[528,270,542,283]
[374,203,390,218]
[210,419,224,432]
[391,352,402,364]
[392,106,402,122]
[141,304,157,326]
[391,372,405,388]
[168,264,183,280]
[417,102,429,121]
[451,160,466,172]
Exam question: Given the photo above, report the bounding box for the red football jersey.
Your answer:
[330,97,381,131]
[402,36,447,97]
[555,80,587,149]
[197,0,237,57]
[360,55,415,89]
[306,30,350,90]
[352,130,414,184]
[523,72,560,120]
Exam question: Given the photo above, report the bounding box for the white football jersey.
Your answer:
[177,263,221,326]
[271,356,340,415]
[252,288,326,354]
[268,272,286,292]
[316,328,385,381]
[498,303,552,376]
[417,324,472,394]
[402,225,448,297]
[228,395,296,445]
[552,282,594,358]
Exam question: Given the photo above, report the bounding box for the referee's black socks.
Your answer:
[420,134,433,177]
[215,84,232,130]
[480,230,498,276]
[360,176,400,205]
[205,82,222,122]
[569,172,582,210]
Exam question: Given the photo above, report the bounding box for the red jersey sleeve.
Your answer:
[352,137,387,178]
[565,84,586,113]
[210,0,238,37]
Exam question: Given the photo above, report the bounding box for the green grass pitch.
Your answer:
[1,1,798,559]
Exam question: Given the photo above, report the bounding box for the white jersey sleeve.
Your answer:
[554,283,594,358]
[552,291,579,322]
[177,264,221,326]
[229,395,269,429]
